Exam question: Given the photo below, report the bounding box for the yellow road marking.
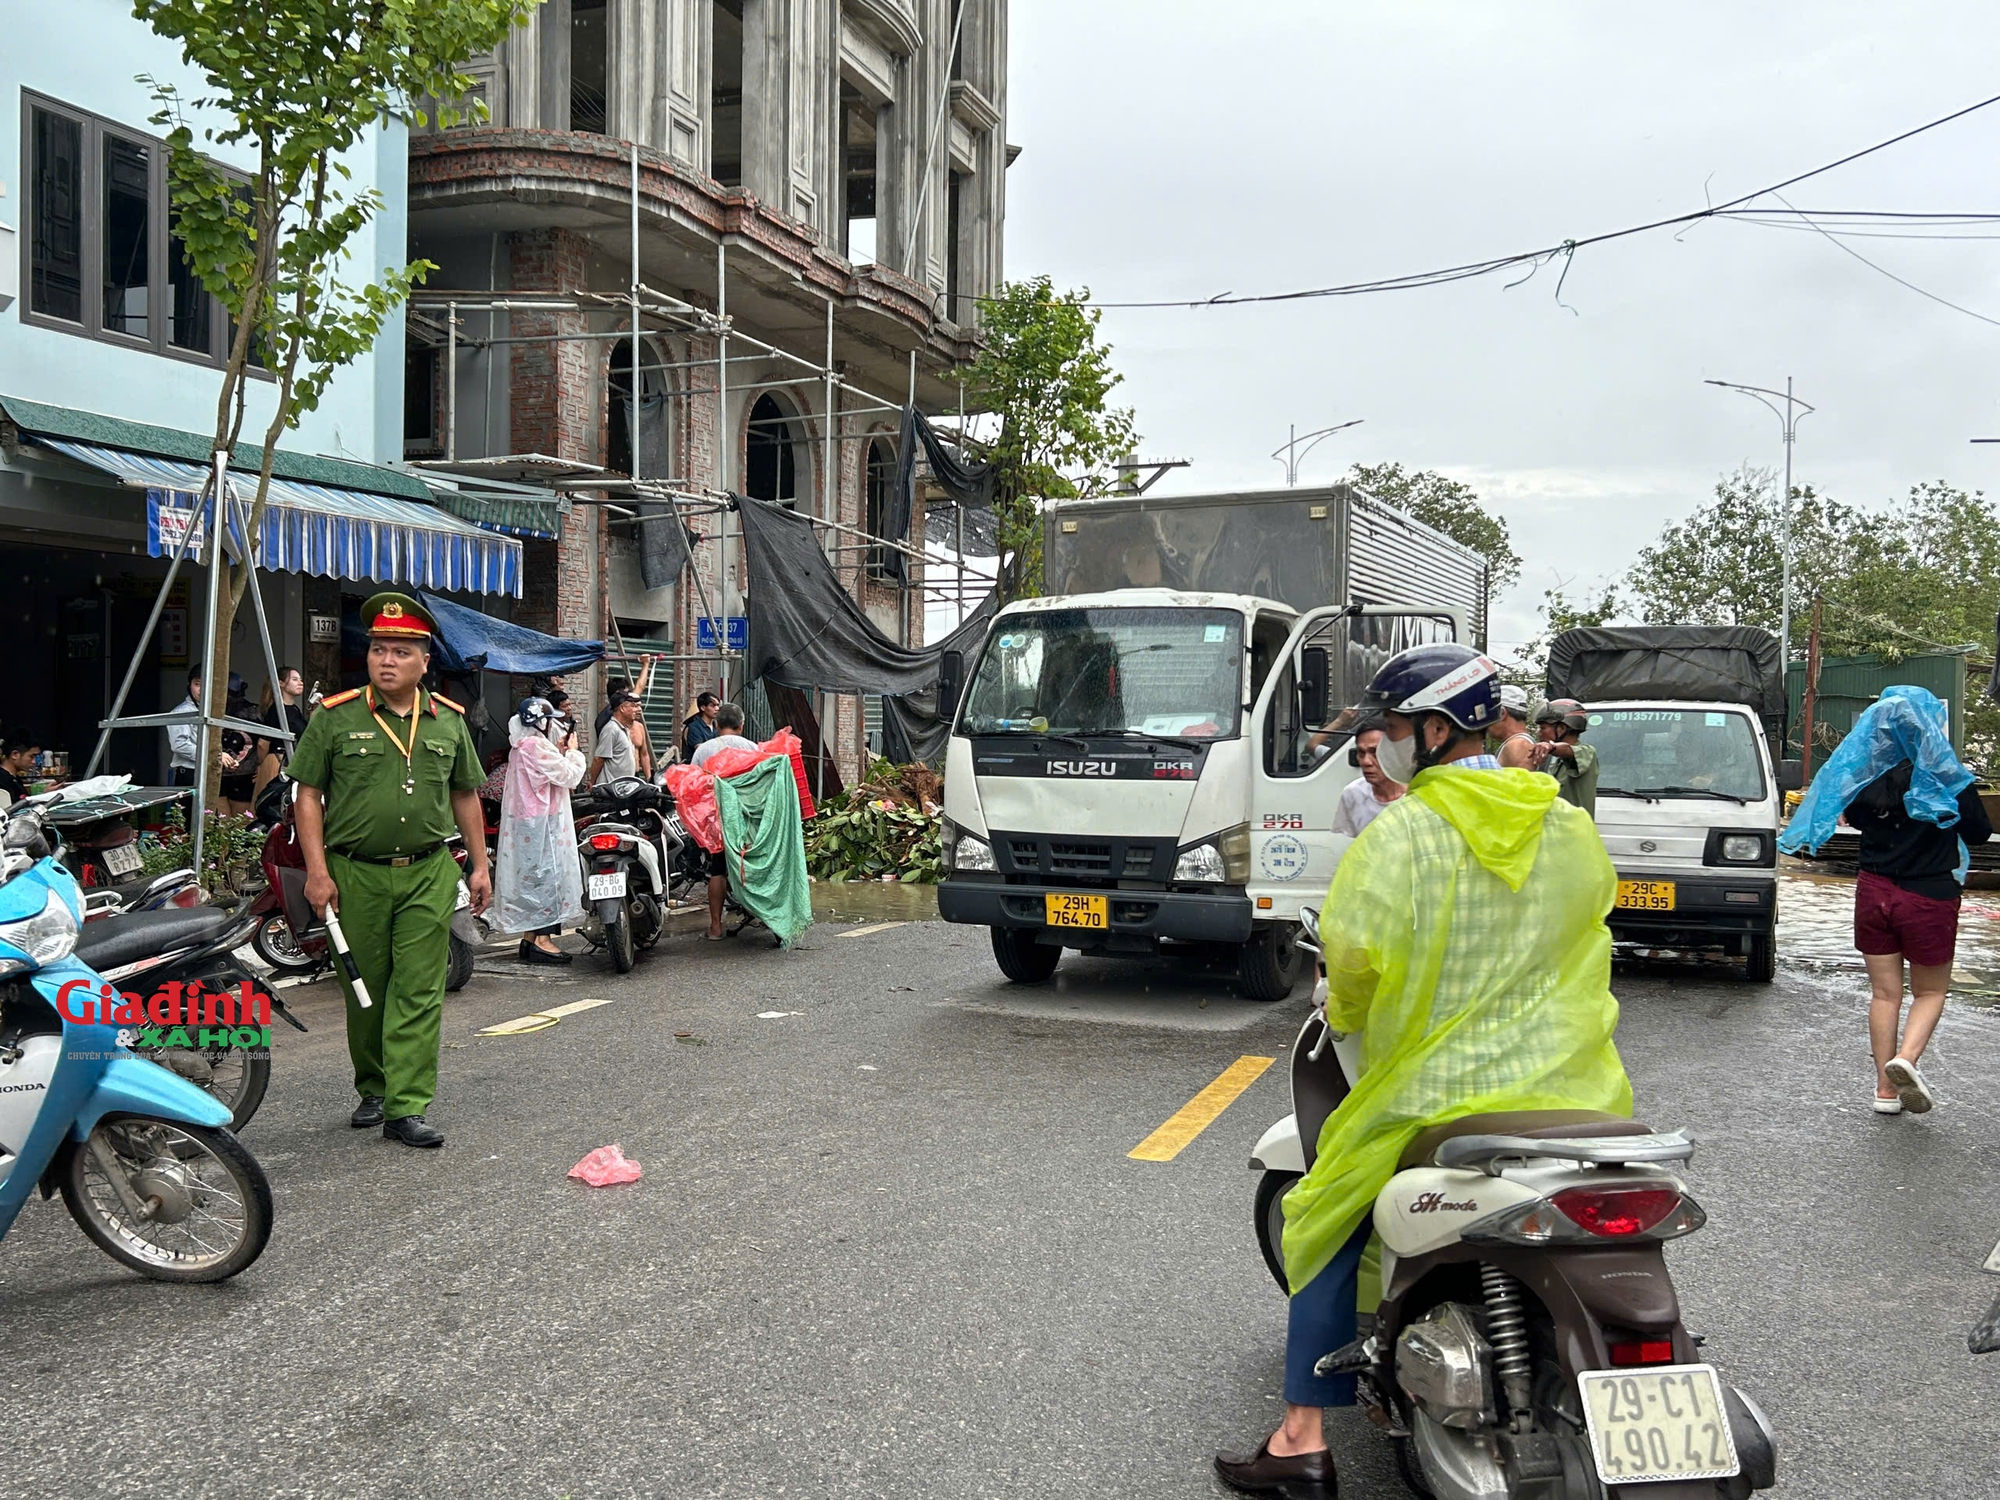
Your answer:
[1128,1055,1276,1162]
[476,996,613,1036]
[838,921,907,938]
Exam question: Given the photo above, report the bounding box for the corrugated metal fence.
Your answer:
[1786,650,1969,764]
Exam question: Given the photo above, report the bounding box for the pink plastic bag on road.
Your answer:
[568,1143,643,1187]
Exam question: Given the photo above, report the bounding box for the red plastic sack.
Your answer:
[568,1144,643,1187]
[665,763,724,853]
[668,730,809,852]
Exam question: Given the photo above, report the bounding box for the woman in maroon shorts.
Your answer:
[1843,761,1992,1113]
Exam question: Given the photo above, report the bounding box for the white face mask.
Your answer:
[1374,729,1419,785]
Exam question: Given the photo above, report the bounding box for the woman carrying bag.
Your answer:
[493,697,588,966]
[1780,685,1992,1114]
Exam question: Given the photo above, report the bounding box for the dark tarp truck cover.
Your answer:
[1545,626,1786,728]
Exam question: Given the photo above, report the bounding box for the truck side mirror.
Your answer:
[938,650,965,719]
[1776,759,1804,793]
[1300,646,1331,726]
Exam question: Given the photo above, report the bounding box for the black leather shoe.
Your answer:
[383,1114,445,1148]
[522,943,573,966]
[349,1095,385,1129]
[1214,1440,1335,1499]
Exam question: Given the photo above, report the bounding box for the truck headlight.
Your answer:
[1175,824,1252,884]
[0,888,78,966]
[948,824,995,873]
[1720,834,1763,862]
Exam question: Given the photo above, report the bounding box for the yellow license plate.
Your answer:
[1578,1365,1739,1484]
[1616,879,1676,911]
[1045,893,1108,929]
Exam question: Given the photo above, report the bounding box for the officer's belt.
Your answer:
[331,843,446,868]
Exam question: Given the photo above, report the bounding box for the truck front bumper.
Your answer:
[937,879,1255,947]
[1609,871,1775,949]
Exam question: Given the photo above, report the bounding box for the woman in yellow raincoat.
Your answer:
[1217,644,1632,1500]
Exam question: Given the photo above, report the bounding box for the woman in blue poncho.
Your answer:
[1779,686,1991,1114]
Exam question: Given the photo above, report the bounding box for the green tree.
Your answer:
[137,0,537,799]
[962,277,1137,600]
[1513,581,1622,683]
[1624,465,1873,633]
[1344,462,1522,593]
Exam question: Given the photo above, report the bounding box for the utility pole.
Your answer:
[1706,377,1814,666]
[1801,594,1824,782]
[1271,419,1364,487]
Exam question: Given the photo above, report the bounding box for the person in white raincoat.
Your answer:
[494,697,586,965]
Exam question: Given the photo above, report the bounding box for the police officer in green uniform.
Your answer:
[290,592,492,1147]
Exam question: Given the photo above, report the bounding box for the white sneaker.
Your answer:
[1871,1092,1904,1115]
[1884,1057,1934,1114]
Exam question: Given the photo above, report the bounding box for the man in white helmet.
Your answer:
[1492,682,1537,768]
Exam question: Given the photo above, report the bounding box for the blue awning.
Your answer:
[37,439,523,598]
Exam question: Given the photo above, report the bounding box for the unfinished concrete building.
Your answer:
[403,0,1010,780]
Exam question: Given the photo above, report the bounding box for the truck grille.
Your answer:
[997,833,1167,885]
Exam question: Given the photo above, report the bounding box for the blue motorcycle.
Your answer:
[0,801,272,1282]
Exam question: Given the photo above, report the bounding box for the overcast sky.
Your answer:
[1002,0,2000,654]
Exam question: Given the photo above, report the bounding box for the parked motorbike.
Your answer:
[1247,908,1777,1499]
[0,801,273,1281]
[248,777,478,992]
[81,866,203,922]
[71,900,307,1131]
[572,776,678,972]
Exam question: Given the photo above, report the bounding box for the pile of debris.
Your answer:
[804,758,944,884]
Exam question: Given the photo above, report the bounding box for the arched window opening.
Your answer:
[865,438,894,578]
[745,393,800,504]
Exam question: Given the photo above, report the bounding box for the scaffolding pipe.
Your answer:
[715,240,730,699]
[631,143,643,488]
[820,296,835,804]
[446,301,458,464]
[191,454,227,876]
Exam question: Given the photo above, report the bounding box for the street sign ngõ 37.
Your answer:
[695,617,748,651]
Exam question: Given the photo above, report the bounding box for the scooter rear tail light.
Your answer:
[171,887,204,909]
[589,833,623,851]
[1464,1184,1706,1247]
[1551,1186,1683,1238]
[1609,1340,1677,1367]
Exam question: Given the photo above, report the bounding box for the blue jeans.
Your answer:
[1284,1222,1372,1407]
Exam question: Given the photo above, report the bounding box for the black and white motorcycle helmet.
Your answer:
[1358,642,1503,732]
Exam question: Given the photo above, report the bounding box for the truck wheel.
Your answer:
[1238,923,1306,1003]
[990,926,1060,983]
[1745,930,1777,984]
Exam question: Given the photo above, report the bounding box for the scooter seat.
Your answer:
[71,906,234,971]
[1399,1110,1652,1171]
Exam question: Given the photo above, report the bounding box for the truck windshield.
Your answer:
[1588,709,1768,802]
[961,608,1245,739]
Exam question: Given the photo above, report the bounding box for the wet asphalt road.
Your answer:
[2,920,1997,1499]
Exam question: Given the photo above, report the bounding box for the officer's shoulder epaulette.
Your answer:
[320,688,362,709]
[430,692,466,714]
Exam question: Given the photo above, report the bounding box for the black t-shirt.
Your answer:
[260,701,308,762]
[0,768,25,804]
[1846,760,1993,899]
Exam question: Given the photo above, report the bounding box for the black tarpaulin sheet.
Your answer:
[1545,626,1786,723]
[736,494,944,695]
[881,592,997,763]
[885,405,998,584]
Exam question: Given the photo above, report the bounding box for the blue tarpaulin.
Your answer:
[418,591,605,676]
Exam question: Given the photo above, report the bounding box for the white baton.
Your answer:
[322,908,373,1009]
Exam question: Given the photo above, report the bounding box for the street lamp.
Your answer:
[1272,420,1364,487]
[1705,378,1815,663]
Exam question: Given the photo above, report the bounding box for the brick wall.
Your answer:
[508,228,602,719]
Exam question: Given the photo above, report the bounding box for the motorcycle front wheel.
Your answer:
[251,910,318,974]
[60,1117,273,1283]
[130,1040,270,1132]
[446,932,475,993]
[1254,1169,1300,1294]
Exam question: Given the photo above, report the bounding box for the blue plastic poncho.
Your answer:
[1778,686,1972,881]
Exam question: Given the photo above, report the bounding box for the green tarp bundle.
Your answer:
[714,755,813,946]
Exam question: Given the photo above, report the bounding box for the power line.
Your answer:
[1765,190,2000,329]
[1037,92,2000,311]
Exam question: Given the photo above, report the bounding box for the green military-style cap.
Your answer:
[359,591,436,644]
